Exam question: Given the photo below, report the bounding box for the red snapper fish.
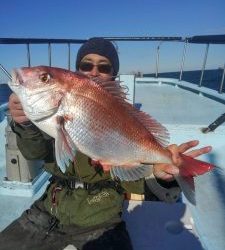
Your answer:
[8,66,214,193]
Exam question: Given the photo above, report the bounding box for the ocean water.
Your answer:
[144,68,224,93]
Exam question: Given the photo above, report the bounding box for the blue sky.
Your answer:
[1,0,225,77]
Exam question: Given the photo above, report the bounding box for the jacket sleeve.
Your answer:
[121,174,181,203]
[11,121,54,161]
[145,173,181,203]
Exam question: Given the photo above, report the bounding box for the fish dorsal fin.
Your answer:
[74,72,169,146]
[74,72,128,100]
[93,77,169,146]
[91,76,128,100]
[108,91,170,146]
[130,109,170,147]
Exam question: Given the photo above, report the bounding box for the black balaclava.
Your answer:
[76,37,119,76]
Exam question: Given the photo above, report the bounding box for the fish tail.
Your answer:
[176,154,214,204]
[179,153,214,177]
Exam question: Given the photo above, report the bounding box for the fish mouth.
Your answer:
[10,69,24,87]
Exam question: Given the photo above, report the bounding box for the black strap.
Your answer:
[49,175,124,194]
[44,216,59,239]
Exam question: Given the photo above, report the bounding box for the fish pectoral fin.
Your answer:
[110,164,152,181]
[55,116,76,173]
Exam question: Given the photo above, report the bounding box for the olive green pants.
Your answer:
[0,199,133,250]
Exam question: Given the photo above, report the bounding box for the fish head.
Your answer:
[9,66,70,121]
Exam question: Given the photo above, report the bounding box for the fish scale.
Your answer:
[63,92,151,164]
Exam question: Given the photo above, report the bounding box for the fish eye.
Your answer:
[40,73,51,83]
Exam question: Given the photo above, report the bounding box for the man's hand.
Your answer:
[8,93,29,124]
[153,140,212,181]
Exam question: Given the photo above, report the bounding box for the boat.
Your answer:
[0,35,225,250]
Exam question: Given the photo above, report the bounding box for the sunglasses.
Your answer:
[79,62,112,74]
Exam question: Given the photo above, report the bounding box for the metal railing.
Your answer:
[0,36,225,93]
[0,38,86,71]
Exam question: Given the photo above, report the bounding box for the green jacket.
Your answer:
[13,122,145,227]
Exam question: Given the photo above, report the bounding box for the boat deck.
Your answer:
[135,79,225,125]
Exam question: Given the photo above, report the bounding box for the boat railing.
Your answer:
[135,77,225,104]
[0,35,225,93]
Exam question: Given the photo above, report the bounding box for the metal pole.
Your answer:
[26,43,31,67]
[155,42,162,78]
[68,43,71,70]
[48,43,52,66]
[179,40,188,81]
[199,44,209,87]
[0,64,12,80]
[219,63,225,93]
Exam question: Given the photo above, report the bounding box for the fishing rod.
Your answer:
[202,113,225,133]
[0,64,12,80]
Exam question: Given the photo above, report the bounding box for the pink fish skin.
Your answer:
[9,66,214,191]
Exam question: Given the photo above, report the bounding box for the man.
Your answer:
[0,37,211,250]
